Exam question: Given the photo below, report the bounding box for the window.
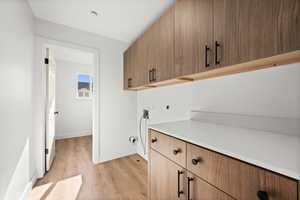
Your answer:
[76,74,92,99]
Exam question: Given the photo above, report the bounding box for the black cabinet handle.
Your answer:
[173,148,181,155]
[215,41,221,65]
[128,78,132,88]
[149,69,153,82]
[192,158,201,165]
[205,45,210,67]
[187,177,194,200]
[177,170,184,197]
[153,68,156,82]
[151,138,157,143]
[257,191,269,200]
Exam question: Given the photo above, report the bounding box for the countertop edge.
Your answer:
[149,126,300,181]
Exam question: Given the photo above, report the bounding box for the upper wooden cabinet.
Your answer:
[124,0,300,90]
[146,5,175,84]
[214,0,300,68]
[174,0,214,76]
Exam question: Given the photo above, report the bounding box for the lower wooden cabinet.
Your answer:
[187,143,298,200]
[148,129,299,200]
[150,129,186,167]
[149,149,233,200]
[186,172,234,200]
[150,149,186,200]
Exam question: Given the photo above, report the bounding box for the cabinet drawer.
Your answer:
[187,143,298,200]
[150,129,186,167]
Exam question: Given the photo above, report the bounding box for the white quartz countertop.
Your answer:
[149,120,300,180]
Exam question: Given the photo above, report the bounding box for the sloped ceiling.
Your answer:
[28,0,175,42]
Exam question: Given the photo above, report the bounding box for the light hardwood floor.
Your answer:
[34,136,147,200]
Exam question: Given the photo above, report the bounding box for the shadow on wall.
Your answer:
[4,139,30,200]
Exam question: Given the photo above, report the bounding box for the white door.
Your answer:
[45,48,56,171]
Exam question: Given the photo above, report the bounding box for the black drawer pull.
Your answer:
[187,177,194,200]
[151,138,157,143]
[177,170,184,197]
[173,148,181,155]
[257,191,269,200]
[192,158,201,165]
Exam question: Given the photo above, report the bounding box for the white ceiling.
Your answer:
[48,44,94,65]
[28,0,175,42]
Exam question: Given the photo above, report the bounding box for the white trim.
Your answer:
[55,130,92,140]
[18,171,37,200]
[19,178,35,200]
[34,37,101,179]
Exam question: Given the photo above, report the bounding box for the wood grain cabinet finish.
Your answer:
[149,130,299,200]
[124,0,300,90]
[187,143,298,200]
[123,43,139,89]
[150,149,186,200]
[150,129,186,168]
[185,172,235,200]
[147,5,175,84]
[123,46,132,90]
[174,0,214,77]
[213,0,300,68]
[124,39,149,89]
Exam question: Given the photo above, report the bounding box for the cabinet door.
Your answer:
[152,7,175,82]
[214,0,300,68]
[123,46,134,89]
[175,0,214,77]
[271,0,300,54]
[135,36,149,87]
[143,7,175,84]
[150,150,186,200]
[142,25,156,85]
[186,172,234,200]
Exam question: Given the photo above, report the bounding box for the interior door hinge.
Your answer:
[44,58,49,64]
[45,148,49,155]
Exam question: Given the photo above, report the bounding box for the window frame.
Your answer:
[75,72,93,100]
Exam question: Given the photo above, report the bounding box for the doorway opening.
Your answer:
[43,43,99,173]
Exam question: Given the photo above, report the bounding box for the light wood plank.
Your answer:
[34,136,147,200]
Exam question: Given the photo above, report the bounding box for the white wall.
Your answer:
[137,63,300,158]
[0,0,35,199]
[33,19,137,177]
[55,60,93,139]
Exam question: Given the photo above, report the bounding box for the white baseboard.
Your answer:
[20,172,38,200]
[19,181,33,200]
[55,130,92,140]
[137,152,148,161]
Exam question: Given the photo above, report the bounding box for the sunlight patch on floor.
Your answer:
[29,183,53,200]
[30,175,82,200]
